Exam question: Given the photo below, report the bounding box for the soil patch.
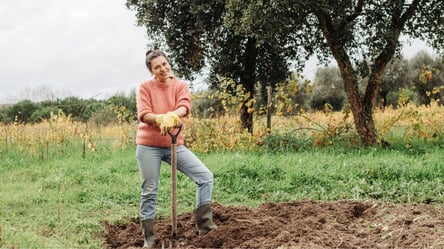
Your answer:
[103,200,444,248]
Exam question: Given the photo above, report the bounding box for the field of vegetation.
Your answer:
[1,101,443,248]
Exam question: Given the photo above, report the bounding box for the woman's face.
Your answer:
[149,55,171,82]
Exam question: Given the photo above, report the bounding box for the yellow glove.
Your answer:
[155,114,166,127]
[157,112,181,136]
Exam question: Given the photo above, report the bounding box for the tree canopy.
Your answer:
[127,0,294,132]
[226,0,443,145]
[127,0,444,145]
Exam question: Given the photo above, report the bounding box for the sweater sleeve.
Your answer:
[137,82,153,122]
[175,80,192,116]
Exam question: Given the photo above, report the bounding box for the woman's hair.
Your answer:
[145,50,168,70]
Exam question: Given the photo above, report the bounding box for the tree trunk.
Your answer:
[336,50,393,146]
[349,95,378,146]
[239,37,257,133]
[339,61,378,146]
[240,104,253,133]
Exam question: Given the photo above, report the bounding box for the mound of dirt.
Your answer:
[103,200,444,248]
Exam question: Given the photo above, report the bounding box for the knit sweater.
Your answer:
[136,77,191,147]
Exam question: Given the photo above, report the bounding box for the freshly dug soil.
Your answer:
[103,200,444,248]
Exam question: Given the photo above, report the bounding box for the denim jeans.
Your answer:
[136,144,214,220]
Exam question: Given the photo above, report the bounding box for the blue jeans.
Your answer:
[136,144,214,220]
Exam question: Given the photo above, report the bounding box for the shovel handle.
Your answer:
[168,124,182,238]
[168,125,183,144]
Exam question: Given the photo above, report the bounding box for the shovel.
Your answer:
[168,124,182,238]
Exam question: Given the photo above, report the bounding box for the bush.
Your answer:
[89,106,119,126]
[30,106,59,123]
[6,100,39,123]
[309,96,345,111]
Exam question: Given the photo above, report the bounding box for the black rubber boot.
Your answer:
[141,219,155,248]
[194,203,218,235]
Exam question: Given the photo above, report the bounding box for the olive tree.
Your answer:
[225,0,444,146]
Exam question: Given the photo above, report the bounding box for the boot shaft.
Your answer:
[194,203,218,235]
[142,219,155,248]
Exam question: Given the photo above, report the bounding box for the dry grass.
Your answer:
[1,102,443,155]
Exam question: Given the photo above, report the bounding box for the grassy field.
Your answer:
[1,140,443,248]
[1,104,443,248]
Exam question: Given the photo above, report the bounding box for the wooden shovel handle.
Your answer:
[169,124,181,238]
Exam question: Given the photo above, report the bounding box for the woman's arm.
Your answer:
[172,106,187,118]
[142,106,187,124]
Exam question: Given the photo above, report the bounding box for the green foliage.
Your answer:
[29,106,59,123]
[380,56,411,106]
[394,87,419,106]
[6,100,38,123]
[126,0,293,132]
[57,96,88,121]
[191,89,225,119]
[212,77,255,115]
[310,66,346,111]
[107,93,137,122]
[89,105,119,126]
[315,52,443,108]
[0,94,137,125]
[224,0,444,145]
[83,102,107,121]
[271,72,312,115]
[0,106,12,123]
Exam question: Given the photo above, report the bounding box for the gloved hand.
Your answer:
[157,112,181,136]
[155,114,166,127]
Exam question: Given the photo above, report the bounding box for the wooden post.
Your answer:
[267,86,272,133]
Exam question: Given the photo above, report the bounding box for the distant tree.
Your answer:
[409,51,443,104]
[107,94,137,122]
[83,101,106,122]
[191,89,225,118]
[310,66,346,111]
[379,56,410,106]
[58,96,88,122]
[29,106,59,123]
[0,107,12,123]
[224,0,444,146]
[89,105,119,126]
[6,100,38,123]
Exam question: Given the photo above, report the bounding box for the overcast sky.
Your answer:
[0,0,150,104]
[0,1,436,104]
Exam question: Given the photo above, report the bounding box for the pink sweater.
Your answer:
[136,77,191,147]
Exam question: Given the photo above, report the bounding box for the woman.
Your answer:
[136,49,217,248]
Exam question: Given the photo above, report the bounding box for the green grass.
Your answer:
[1,141,444,248]
[211,146,444,207]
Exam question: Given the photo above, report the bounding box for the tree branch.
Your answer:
[345,0,364,24]
[399,0,421,25]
